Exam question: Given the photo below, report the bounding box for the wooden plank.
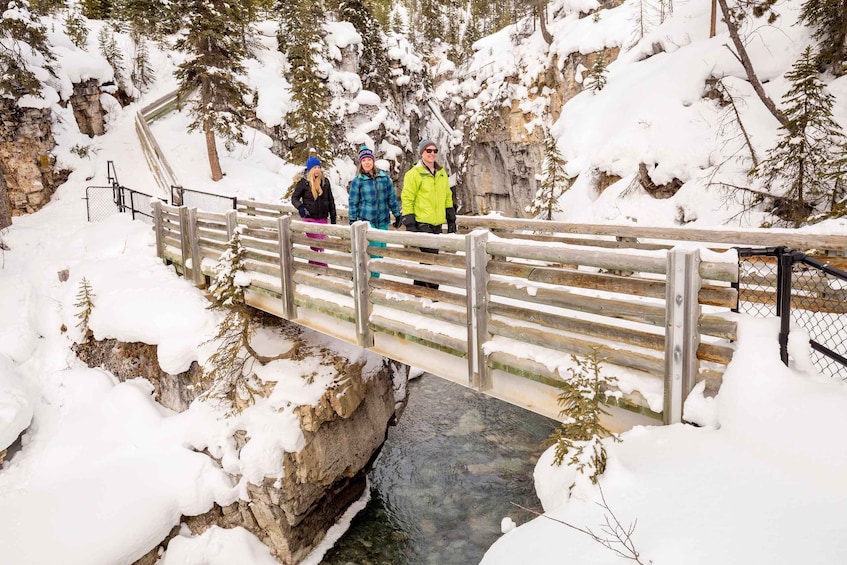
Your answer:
[293,271,354,296]
[290,234,351,253]
[371,314,468,355]
[488,278,667,327]
[367,229,466,253]
[699,315,737,340]
[293,261,353,281]
[488,320,666,377]
[368,244,466,268]
[487,239,668,275]
[371,260,467,289]
[487,230,670,251]
[291,248,353,269]
[371,290,468,326]
[697,342,733,365]
[240,226,279,241]
[488,302,665,352]
[290,221,351,239]
[369,277,465,307]
[244,259,281,279]
[459,216,847,251]
[197,226,229,244]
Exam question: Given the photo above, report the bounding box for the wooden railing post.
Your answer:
[277,215,295,320]
[350,221,373,348]
[664,248,701,424]
[178,205,190,279]
[151,200,164,260]
[225,209,237,241]
[466,229,490,390]
[188,207,204,287]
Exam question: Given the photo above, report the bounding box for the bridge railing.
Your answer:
[152,200,743,426]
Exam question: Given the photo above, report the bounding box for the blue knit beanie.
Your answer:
[358,145,375,163]
[305,155,322,173]
[417,139,437,155]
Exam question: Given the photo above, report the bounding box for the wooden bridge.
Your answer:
[145,198,847,432]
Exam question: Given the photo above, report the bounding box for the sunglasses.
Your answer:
[424,148,438,154]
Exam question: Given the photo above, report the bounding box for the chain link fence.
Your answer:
[171,185,236,212]
[85,184,154,224]
[736,247,847,380]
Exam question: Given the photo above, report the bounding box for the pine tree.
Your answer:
[338,0,390,95]
[799,0,847,75]
[279,0,334,165]
[74,277,96,341]
[547,350,620,486]
[752,46,847,225]
[585,52,608,93]
[129,31,154,91]
[64,6,89,48]
[80,0,112,19]
[98,25,126,88]
[526,129,571,220]
[0,0,52,97]
[174,0,254,181]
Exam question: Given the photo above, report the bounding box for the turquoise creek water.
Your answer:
[322,373,559,565]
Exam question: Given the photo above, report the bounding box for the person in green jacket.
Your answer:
[401,139,456,289]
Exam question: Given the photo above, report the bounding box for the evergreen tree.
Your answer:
[526,128,571,220]
[752,46,847,225]
[80,0,112,19]
[0,0,52,97]
[116,0,170,40]
[98,25,126,88]
[174,0,254,181]
[585,52,608,93]
[338,0,390,95]
[278,0,334,164]
[799,0,847,75]
[64,6,88,49]
[74,277,96,342]
[547,350,620,486]
[130,32,154,91]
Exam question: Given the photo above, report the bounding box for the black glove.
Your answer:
[393,216,402,229]
[298,206,310,218]
[330,216,337,225]
[447,221,457,234]
[446,207,457,233]
[402,214,416,228]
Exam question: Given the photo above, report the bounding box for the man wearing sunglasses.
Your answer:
[400,139,457,289]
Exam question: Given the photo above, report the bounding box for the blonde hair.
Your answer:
[308,167,323,200]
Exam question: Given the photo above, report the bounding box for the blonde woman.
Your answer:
[291,156,337,266]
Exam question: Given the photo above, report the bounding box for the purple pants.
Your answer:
[303,217,328,267]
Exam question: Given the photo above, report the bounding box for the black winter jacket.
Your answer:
[291,177,337,223]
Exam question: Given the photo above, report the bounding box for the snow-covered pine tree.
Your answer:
[752,46,847,225]
[74,277,96,341]
[0,0,52,97]
[338,0,390,96]
[64,6,88,49]
[548,349,620,486]
[97,25,126,88]
[799,0,847,76]
[129,32,153,92]
[278,0,334,165]
[174,0,253,181]
[586,52,608,93]
[526,128,570,220]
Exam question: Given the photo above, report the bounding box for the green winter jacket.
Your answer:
[401,161,453,226]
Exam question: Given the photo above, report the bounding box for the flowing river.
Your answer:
[321,373,560,564]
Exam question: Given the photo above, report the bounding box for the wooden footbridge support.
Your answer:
[150,199,847,431]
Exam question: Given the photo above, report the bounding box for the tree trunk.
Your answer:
[0,167,11,230]
[717,0,788,127]
[710,0,717,38]
[204,119,223,182]
[538,3,553,45]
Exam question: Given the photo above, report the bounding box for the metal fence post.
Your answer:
[663,248,701,425]
[777,250,793,365]
[350,221,373,348]
[466,229,490,390]
[277,215,295,320]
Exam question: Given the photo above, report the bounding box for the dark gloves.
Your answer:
[446,207,457,233]
[393,215,402,229]
[330,216,337,225]
[298,206,310,218]
[401,214,416,228]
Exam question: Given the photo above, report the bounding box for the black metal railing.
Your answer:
[85,161,155,223]
[171,185,236,212]
[735,246,847,379]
